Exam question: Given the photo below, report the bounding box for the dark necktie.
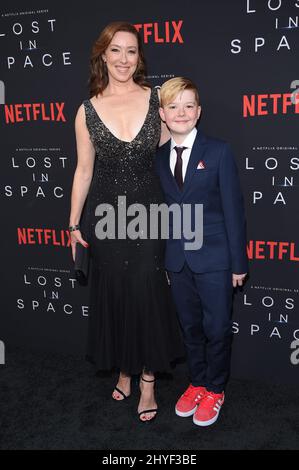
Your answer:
[174,146,187,190]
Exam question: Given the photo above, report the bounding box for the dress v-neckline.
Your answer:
[88,88,153,144]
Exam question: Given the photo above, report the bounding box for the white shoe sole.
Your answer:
[175,405,197,417]
[193,410,220,426]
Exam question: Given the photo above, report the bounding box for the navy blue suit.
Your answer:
[155,131,248,392]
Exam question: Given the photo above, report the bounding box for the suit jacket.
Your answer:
[155,131,248,274]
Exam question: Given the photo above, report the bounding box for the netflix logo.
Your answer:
[134,21,183,44]
[4,102,66,124]
[243,93,299,117]
[247,240,299,262]
[18,227,71,247]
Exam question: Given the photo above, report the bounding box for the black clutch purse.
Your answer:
[74,242,90,286]
[73,195,91,286]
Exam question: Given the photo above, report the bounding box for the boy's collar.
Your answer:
[170,127,198,150]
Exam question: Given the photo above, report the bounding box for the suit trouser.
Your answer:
[168,263,233,393]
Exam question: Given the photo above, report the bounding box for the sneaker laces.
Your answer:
[201,392,223,408]
[183,385,205,400]
[183,385,198,397]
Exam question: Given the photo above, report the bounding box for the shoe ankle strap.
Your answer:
[141,376,155,383]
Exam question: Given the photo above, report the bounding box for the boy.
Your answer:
[156,77,248,426]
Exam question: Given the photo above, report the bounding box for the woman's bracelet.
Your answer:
[69,224,80,232]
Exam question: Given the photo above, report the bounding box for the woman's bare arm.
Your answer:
[156,87,170,146]
[159,120,170,147]
[69,104,95,227]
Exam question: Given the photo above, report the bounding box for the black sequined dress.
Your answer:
[83,88,184,374]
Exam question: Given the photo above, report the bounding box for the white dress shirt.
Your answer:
[170,128,198,181]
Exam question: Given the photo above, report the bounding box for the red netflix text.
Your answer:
[243,93,299,117]
[247,240,299,261]
[18,228,71,247]
[4,102,66,124]
[134,21,183,44]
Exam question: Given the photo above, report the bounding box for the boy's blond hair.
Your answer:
[160,77,200,107]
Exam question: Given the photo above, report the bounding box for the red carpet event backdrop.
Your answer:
[0,0,298,384]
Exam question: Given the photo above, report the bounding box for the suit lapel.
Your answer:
[159,141,182,197]
[159,131,208,199]
[182,132,207,194]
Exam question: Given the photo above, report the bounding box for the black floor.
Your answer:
[0,347,298,450]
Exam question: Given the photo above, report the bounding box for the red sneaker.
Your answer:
[175,385,207,417]
[193,391,225,426]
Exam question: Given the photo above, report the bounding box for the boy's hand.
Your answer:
[232,273,247,287]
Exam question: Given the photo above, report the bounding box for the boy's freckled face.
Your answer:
[159,89,201,138]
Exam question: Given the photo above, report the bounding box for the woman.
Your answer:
[69,21,183,422]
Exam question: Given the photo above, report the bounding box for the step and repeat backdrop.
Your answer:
[0,0,298,384]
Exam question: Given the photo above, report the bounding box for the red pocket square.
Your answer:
[197,160,206,169]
